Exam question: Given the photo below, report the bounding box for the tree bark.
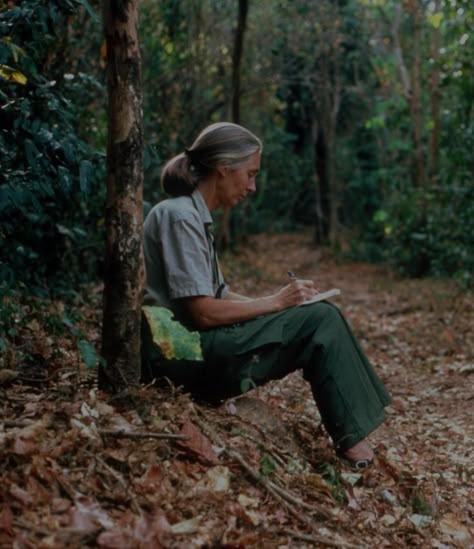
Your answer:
[392,2,425,188]
[231,0,248,124]
[100,0,144,391]
[219,0,249,251]
[409,1,425,187]
[428,0,441,183]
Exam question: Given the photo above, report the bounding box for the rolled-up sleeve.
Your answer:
[161,213,214,299]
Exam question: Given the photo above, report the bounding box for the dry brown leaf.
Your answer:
[69,497,114,532]
[178,420,220,465]
[9,484,34,506]
[439,512,474,545]
[98,510,171,548]
[0,506,13,545]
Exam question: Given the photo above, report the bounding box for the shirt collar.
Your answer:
[191,189,213,226]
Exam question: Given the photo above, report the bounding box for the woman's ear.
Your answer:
[216,164,227,178]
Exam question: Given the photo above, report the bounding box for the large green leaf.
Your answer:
[142,306,203,361]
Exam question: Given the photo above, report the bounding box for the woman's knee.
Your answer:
[308,301,344,326]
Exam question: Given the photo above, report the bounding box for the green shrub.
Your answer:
[376,188,473,286]
[0,1,104,294]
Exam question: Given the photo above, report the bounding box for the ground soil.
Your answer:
[1,231,473,548]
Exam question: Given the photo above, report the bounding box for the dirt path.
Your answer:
[224,231,474,546]
[1,231,473,547]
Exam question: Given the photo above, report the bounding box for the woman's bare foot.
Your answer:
[343,439,374,462]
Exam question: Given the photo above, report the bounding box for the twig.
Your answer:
[91,453,143,516]
[2,420,35,428]
[282,529,364,549]
[267,479,328,513]
[193,415,332,523]
[98,428,188,441]
[226,420,289,469]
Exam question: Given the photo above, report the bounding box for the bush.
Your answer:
[374,187,473,286]
[0,1,104,294]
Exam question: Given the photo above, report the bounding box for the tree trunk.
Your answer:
[313,50,340,246]
[428,0,441,183]
[392,2,425,188]
[311,119,325,245]
[314,126,330,245]
[410,2,425,187]
[231,0,248,124]
[100,0,144,392]
[218,0,248,251]
[328,64,341,248]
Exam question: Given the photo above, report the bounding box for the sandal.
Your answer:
[337,453,374,471]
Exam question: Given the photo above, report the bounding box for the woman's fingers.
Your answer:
[279,279,318,306]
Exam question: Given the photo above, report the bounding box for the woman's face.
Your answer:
[217,151,261,208]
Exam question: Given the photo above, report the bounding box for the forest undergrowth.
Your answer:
[1,231,473,548]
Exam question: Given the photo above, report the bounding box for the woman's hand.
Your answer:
[273,279,319,310]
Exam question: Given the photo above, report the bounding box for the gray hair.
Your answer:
[161,122,262,197]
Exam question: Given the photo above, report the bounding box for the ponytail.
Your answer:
[160,153,197,197]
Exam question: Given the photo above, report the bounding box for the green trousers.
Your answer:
[141,302,392,452]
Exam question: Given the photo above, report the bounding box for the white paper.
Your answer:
[298,288,341,306]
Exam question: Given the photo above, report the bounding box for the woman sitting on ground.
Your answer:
[142,122,392,470]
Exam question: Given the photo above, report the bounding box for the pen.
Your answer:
[288,271,298,281]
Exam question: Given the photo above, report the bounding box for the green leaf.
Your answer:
[58,166,72,193]
[77,339,99,368]
[24,138,40,169]
[79,159,92,193]
[259,453,276,477]
[142,306,203,361]
[76,0,99,22]
[428,12,443,29]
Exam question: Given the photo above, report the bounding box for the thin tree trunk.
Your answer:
[311,119,324,245]
[391,3,411,99]
[100,0,144,391]
[428,0,441,183]
[219,0,248,251]
[410,2,425,187]
[231,0,248,124]
[328,63,341,248]
[392,2,425,188]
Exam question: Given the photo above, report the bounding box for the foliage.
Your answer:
[377,187,474,285]
[0,0,104,294]
[1,0,472,295]
[344,0,473,285]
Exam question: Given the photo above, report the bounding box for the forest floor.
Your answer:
[1,230,473,548]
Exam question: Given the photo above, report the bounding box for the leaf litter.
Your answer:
[1,230,473,547]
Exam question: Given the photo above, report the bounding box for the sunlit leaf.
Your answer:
[0,64,27,85]
[142,306,203,361]
[427,12,443,29]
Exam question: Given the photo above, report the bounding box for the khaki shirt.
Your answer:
[143,190,227,320]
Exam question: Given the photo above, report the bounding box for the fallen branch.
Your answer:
[193,414,332,523]
[283,529,364,549]
[98,428,188,441]
[267,479,328,513]
[3,420,35,428]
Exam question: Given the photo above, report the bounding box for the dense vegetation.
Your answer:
[1,0,472,302]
